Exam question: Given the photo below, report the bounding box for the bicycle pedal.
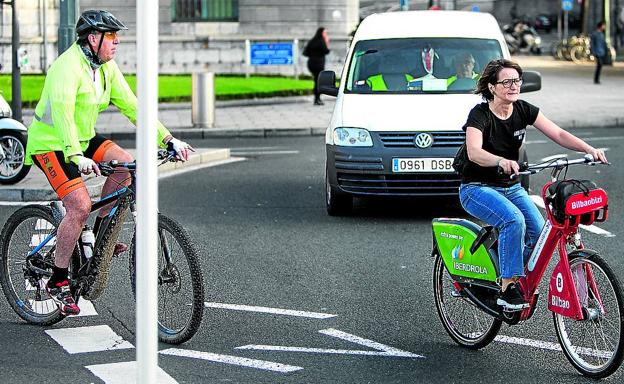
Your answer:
[450,289,466,298]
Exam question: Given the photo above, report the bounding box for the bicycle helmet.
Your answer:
[76,10,127,38]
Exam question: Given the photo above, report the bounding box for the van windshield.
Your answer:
[345,38,503,94]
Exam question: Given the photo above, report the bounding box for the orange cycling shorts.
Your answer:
[32,134,119,200]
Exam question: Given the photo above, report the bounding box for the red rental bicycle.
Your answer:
[431,154,624,378]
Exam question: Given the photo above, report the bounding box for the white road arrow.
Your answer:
[236,328,424,359]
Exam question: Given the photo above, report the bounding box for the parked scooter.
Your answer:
[0,90,30,184]
[503,21,542,55]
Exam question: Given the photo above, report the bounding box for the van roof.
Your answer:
[354,11,503,41]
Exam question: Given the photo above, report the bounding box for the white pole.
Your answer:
[136,0,159,382]
[245,39,251,78]
[293,38,299,79]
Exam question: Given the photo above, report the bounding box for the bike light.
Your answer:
[333,127,373,147]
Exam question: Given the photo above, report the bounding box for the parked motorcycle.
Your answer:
[503,21,542,55]
[0,92,30,184]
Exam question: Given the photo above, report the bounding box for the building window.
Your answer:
[172,0,239,22]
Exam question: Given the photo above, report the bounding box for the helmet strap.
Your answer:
[96,33,105,60]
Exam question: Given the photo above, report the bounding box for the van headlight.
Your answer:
[333,127,373,147]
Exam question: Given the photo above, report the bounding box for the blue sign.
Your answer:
[562,0,573,11]
[250,43,294,65]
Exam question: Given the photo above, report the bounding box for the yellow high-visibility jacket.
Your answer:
[26,42,170,165]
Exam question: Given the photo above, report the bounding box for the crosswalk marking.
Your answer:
[45,325,133,354]
[86,361,178,384]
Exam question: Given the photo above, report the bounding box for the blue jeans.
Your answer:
[459,183,545,279]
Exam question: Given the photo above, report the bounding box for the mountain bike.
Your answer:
[0,150,204,344]
[431,155,624,378]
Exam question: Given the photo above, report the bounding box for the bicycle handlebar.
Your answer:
[97,149,178,176]
[506,154,608,180]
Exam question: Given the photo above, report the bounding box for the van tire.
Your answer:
[326,174,352,216]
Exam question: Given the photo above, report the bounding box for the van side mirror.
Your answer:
[318,70,338,97]
[520,71,541,93]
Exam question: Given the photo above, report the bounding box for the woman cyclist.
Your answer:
[459,59,607,310]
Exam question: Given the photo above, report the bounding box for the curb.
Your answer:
[0,148,230,202]
[107,127,327,140]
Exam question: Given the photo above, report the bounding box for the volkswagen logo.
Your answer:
[414,133,433,148]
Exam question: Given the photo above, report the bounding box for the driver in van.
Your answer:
[447,51,480,87]
[366,53,414,91]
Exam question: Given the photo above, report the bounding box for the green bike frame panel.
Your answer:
[432,218,498,282]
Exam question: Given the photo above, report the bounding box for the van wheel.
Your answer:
[326,174,352,216]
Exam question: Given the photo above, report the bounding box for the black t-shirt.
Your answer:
[461,100,539,186]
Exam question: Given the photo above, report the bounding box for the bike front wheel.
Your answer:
[553,253,624,378]
[129,214,204,344]
[0,205,65,325]
[433,253,501,349]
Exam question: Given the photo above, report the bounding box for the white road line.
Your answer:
[579,223,615,237]
[236,328,424,359]
[232,146,285,150]
[204,302,337,319]
[495,335,612,359]
[160,348,303,373]
[537,154,568,162]
[159,157,245,180]
[86,361,178,384]
[45,325,134,354]
[231,150,300,155]
[582,136,624,142]
[527,136,624,145]
[235,345,421,358]
[529,195,614,237]
[319,328,416,355]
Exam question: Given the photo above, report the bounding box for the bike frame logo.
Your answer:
[451,244,487,275]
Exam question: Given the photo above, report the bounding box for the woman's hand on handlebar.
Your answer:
[498,158,520,176]
[586,147,608,164]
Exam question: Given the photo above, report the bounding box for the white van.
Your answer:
[319,10,540,215]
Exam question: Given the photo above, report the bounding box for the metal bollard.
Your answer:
[191,72,215,128]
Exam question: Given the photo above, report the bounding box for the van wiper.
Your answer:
[355,49,379,57]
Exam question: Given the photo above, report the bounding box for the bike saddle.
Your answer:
[469,225,499,254]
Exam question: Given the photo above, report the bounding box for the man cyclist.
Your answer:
[25,10,193,315]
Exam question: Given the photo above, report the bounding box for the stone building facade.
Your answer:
[0,0,359,75]
[0,0,617,76]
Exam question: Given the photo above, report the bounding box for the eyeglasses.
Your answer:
[494,78,523,88]
[102,31,119,40]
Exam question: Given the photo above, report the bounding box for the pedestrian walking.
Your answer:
[303,27,330,105]
[590,21,607,84]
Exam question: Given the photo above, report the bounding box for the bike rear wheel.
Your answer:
[129,214,204,344]
[433,253,501,349]
[0,205,65,325]
[553,253,624,378]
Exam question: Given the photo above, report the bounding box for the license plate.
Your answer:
[392,158,455,173]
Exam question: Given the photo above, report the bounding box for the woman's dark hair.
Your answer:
[597,20,606,29]
[475,58,523,101]
[313,27,325,39]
